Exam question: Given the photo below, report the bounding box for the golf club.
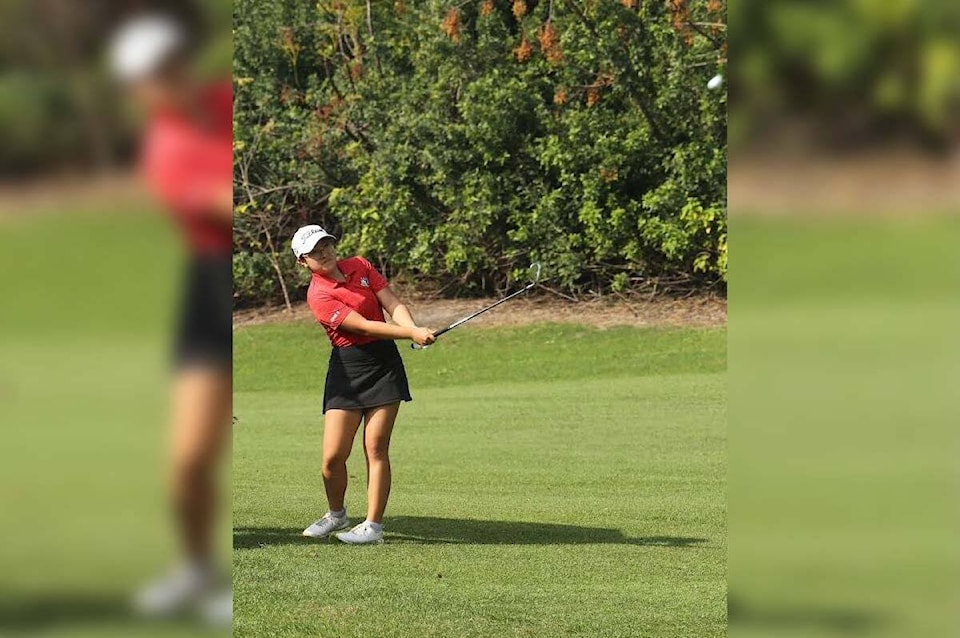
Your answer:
[411,262,542,350]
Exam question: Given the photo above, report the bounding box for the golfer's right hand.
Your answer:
[411,327,436,346]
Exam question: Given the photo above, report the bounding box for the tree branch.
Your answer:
[562,0,669,145]
[684,20,723,49]
[365,0,383,77]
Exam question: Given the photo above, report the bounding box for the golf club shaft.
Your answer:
[411,282,534,349]
[438,285,531,333]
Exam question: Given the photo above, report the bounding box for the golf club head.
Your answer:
[527,262,542,288]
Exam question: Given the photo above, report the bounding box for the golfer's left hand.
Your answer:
[411,327,436,346]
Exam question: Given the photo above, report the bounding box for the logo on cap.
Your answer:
[292,224,336,257]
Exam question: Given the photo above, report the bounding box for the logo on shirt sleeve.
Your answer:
[360,277,370,288]
[330,310,341,322]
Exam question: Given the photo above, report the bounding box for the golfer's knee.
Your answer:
[365,440,390,463]
[172,449,215,488]
[322,453,348,477]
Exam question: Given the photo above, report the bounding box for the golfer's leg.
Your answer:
[322,409,363,511]
[362,403,399,524]
[170,366,231,562]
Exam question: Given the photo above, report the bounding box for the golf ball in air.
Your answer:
[707,74,724,90]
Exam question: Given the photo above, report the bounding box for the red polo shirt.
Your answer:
[140,81,233,256]
[307,257,389,348]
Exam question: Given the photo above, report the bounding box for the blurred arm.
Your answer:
[212,184,235,222]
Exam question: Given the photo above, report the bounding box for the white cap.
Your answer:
[292,225,337,257]
[109,14,187,83]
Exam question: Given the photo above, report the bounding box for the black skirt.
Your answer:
[323,340,412,413]
[173,254,232,369]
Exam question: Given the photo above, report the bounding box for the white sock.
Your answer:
[185,558,214,584]
[330,508,346,518]
[365,520,383,532]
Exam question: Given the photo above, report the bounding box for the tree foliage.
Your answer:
[732,0,960,148]
[0,0,231,176]
[233,0,727,304]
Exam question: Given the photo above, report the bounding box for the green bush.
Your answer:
[0,73,79,174]
[732,0,960,147]
[0,0,233,176]
[232,250,309,308]
[233,252,277,306]
[234,0,727,305]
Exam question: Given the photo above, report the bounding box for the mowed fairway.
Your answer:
[0,210,231,637]
[233,322,726,637]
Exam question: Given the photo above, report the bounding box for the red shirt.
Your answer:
[140,81,233,256]
[307,257,389,348]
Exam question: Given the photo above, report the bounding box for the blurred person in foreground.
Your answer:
[108,13,232,624]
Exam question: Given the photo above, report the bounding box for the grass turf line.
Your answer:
[234,323,726,637]
[0,210,230,637]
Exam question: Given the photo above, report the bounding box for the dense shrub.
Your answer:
[234,0,728,304]
[0,0,232,177]
[732,1,960,148]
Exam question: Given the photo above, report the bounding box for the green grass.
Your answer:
[0,209,228,637]
[234,323,726,637]
[728,215,960,637]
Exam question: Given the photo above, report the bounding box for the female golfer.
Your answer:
[292,225,435,545]
[111,13,231,623]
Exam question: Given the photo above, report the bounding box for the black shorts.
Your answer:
[323,340,412,413]
[173,254,232,369]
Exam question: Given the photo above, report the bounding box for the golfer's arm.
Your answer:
[210,184,235,222]
[339,310,415,341]
[376,286,418,328]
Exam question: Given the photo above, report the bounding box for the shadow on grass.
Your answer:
[728,596,887,634]
[234,516,708,549]
[0,592,213,635]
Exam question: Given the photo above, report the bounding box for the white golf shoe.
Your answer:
[302,511,350,538]
[133,562,214,618]
[200,587,233,627]
[335,521,384,545]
